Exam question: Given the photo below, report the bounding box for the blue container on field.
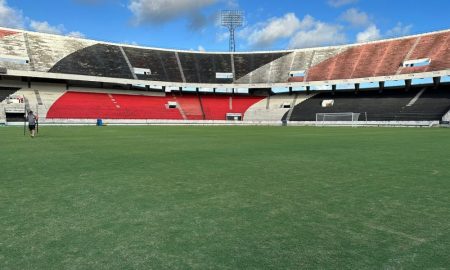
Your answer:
[96,119,103,126]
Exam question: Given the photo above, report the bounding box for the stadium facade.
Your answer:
[0,26,449,126]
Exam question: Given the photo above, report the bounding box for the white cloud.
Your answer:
[128,0,217,25]
[29,20,86,38]
[122,40,139,45]
[216,31,229,42]
[328,0,358,7]
[340,8,370,27]
[239,13,347,49]
[245,13,302,48]
[197,45,206,51]
[226,0,239,9]
[67,31,86,38]
[0,1,85,38]
[0,0,25,28]
[356,24,381,43]
[386,22,413,37]
[30,20,65,35]
[289,21,347,48]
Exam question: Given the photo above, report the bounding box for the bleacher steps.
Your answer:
[197,95,206,120]
[406,87,427,107]
[0,103,6,124]
[285,94,298,121]
[120,46,138,80]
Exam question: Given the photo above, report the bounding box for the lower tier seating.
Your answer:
[46,91,264,120]
[173,94,204,120]
[47,91,183,119]
[200,95,264,120]
[0,88,20,102]
[285,86,450,121]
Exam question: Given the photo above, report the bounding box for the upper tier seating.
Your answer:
[306,38,417,81]
[1,27,449,84]
[0,30,18,38]
[285,86,450,121]
[123,47,183,82]
[49,44,133,79]
[233,53,289,83]
[178,53,233,84]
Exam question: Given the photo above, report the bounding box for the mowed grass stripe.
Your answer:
[1,126,449,269]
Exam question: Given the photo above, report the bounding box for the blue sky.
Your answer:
[1,0,449,52]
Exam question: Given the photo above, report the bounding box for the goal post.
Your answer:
[316,112,361,126]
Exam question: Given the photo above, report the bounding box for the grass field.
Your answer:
[1,126,450,269]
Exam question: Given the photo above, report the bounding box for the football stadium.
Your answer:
[1,0,450,269]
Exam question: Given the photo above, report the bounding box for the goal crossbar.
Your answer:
[316,112,361,126]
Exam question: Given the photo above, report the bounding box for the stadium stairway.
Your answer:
[244,93,316,121]
[400,86,450,120]
[11,85,66,120]
[0,103,5,124]
[200,95,264,120]
[172,93,204,120]
[1,87,22,123]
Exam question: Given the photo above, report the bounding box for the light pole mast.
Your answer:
[221,10,244,52]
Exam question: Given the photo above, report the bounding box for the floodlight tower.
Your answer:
[221,10,244,52]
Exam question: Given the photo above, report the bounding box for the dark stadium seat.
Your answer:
[122,47,183,82]
[233,53,289,82]
[284,87,450,121]
[0,88,20,102]
[400,86,450,120]
[178,53,233,84]
[49,44,134,79]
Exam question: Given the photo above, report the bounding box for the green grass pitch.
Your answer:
[1,126,450,269]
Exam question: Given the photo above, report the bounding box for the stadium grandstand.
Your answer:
[0,26,449,126]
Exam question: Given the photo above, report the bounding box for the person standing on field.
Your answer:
[27,110,38,138]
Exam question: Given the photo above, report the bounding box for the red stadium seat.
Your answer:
[47,91,183,119]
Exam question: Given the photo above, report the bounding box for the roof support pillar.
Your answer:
[433,77,441,88]
[379,81,385,93]
[355,83,360,94]
[405,79,412,91]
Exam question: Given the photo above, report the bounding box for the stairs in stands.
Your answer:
[173,94,204,120]
[285,94,299,121]
[0,103,6,124]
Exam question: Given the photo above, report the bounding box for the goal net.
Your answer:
[316,112,361,126]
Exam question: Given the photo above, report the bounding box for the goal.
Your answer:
[316,112,361,126]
